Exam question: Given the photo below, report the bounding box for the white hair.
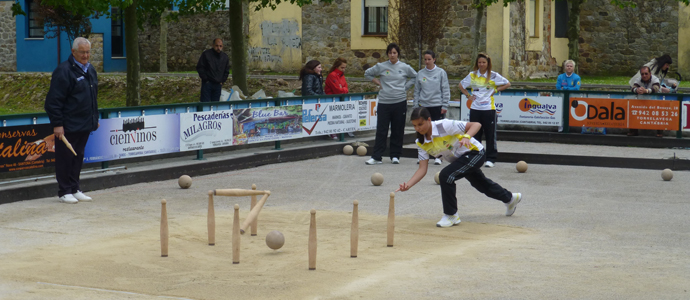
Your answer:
[564,59,576,68]
[72,37,91,50]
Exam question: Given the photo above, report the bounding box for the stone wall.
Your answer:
[508,1,527,80]
[89,33,104,72]
[301,0,483,77]
[138,11,232,72]
[0,2,17,72]
[579,0,679,76]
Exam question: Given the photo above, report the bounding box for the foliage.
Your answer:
[34,3,98,43]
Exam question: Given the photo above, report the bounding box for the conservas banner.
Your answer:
[0,124,56,173]
[569,97,679,130]
[179,111,234,151]
[84,114,180,163]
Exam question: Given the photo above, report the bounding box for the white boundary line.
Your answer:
[37,282,195,300]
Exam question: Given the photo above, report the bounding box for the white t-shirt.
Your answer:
[416,119,484,163]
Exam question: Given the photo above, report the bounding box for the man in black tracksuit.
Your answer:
[44,37,100,204]
[196,38,230,102]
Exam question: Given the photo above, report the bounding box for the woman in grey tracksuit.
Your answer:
[413,50,450,165]
[363,43,417,165]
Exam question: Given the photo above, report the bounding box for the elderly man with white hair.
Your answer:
[44,37,100,204]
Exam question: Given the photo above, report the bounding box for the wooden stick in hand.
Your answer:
[60,135,77,156]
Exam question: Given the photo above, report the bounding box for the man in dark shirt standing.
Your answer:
[196,38,230,102]
[44,37,100,204]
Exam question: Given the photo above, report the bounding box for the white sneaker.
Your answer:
[59,194,78,204]
[434,158,442,165]
[391,158,400,164]
[506,193,522,216]
[73,191,93,202]
[436,213,461,228]
[347,132,355,137]
[484,161,495,168]
[365,158,382,165]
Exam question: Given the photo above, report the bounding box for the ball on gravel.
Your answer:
[343,145,354,155]
[434,172,440,184]
[516,161,528,173]
[371,172,384,186]
[178,175,192,189]
[661,168,673,181]
[357,146,367,156]
[265,230,285,250]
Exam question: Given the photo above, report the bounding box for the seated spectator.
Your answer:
[628,66,662,137]
[556,60,581,90]
[300,60,324,96]
[628,54,677,93]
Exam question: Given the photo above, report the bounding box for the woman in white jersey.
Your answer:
[396,107,523,228]
[458,53,511,168]
[414,50,450,165]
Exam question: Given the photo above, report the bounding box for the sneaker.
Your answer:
[347,132,355,137]
[436,213,462,228]
[330,134,339,140]
[365,158,382,165]
[391,157,400,164]
[505,193,522,216]
[484,161,495,168]
[73,191,93,202]
[59,194,78,204]
[434,158,442,165]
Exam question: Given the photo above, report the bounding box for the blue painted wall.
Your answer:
[15,1,127,72]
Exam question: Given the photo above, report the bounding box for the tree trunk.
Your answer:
[159,9,168,73]
[567,0,581,74]
[229,0,248,94]
[471,0,485,61]
[124,0,140,106]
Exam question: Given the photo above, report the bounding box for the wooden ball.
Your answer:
[356,146,367,156]
[516,161,528,173]
[343,145,354,155]
[371,172,384,186]
[178,175,192,189]
[265,230,285,250]
[434,172,440,184]
[661,168,673,181]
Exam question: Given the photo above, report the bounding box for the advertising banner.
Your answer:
[0,124,56,173]
[460,95,563,126]
[84,114,180,163]
[357,99,378,131]
[232,105,303,145]
[569,97,679,130]
[179,111,234,151]
[302,102,358,137]
[682,100,690,132]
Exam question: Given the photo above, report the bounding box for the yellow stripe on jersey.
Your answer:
[416,134,479,158]
[469,73,498,110]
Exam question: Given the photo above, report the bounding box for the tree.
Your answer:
[385,0,452,68]
[34,3,98,44]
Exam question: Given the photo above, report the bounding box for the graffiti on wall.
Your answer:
[260,19,301,49]
[249,47,283,63]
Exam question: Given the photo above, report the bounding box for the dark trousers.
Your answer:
[438,150,512,215]
[426,106,445,121]
[55,131,90,197]
[200,81,222,102]
[372,101,407,161]
[469,109,498,163]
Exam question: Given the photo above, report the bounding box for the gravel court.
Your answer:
[0,142,689,299]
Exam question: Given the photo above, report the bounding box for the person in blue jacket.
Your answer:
[556,60,581,90]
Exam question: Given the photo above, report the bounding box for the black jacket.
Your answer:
[196,49,230,83]
[44,55,99,133]
[301,73,324,96]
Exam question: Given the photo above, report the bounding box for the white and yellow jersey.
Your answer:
[416,119,484,163]
[459,70,510,111]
